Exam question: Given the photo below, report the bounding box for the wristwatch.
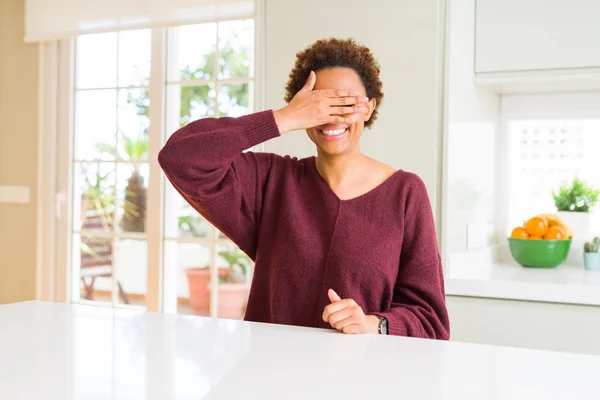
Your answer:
[377,316,388,335]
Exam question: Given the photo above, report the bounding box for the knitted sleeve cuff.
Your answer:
[237,110,281,149]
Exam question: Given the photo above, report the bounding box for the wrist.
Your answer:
[365,315,381,334]
[273,108,293,134]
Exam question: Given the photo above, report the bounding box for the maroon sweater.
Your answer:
[158,110,450,339]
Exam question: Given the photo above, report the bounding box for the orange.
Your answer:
[529,236,542,240]
[525,216,549,237]
[543,225,566,240]
[510,227,529,239]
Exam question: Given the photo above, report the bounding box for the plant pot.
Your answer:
[556,211,600,243]
[185,268,230,314]
[211,282,250,320]
[583,252,600,271]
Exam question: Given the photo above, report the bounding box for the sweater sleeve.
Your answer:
[158,110,281,259]
[374,174,450,340]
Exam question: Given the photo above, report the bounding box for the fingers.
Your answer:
[322,298,357,322]
[328,106,368,115]
[328,289,341,303]
[299,70,316,93]
[324,115,356,125]
[320,89,363,98]
[328,308,358,328]
[324,96,369,106]
[341,324,364,334]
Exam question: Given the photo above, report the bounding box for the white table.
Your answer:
[1,301,599,399]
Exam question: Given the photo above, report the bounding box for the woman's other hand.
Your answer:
[322,289,379,334]
[273,71,369,134]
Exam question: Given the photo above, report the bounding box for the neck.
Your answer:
[315,149,368,186]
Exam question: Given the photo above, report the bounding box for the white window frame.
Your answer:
[46,2,265,312]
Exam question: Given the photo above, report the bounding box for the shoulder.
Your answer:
[244,151,312,179]
[390,170,431,204]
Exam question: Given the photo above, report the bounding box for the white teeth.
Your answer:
[321,128,346,136]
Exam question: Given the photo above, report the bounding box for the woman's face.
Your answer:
[306,67,376,157]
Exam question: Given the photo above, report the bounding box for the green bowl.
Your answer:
[508,238,572,268]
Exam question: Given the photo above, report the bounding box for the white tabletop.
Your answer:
[1,301,599,399]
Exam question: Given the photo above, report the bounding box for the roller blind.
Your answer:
[24,0,255,42]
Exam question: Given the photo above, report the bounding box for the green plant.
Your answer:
[178,215,208,238]
[584,237,600,253]
[218,248,251,279]
[552,177,600,212]
[96,131,148,232]
[80,163,115,228]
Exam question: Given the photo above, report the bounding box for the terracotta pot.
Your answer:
[213,282,250,320]
[185,268,230,314]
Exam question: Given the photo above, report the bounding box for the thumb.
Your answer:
[328,288,342,303]
[299,70,315,93]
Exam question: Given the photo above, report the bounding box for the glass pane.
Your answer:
[164,183,211,239]
[507,120,600,231]
[116,163,149,234]
[164,241,212,316]
[76,33,117,89]
[216,243,252,320]
[118,29,151,87]
[118,88,149,161]
[218,83,251,117]
[218,19,254,79]
[76,233,114,305]
[166,84,216,129]
[167,23,217,82]
[74,90,117,160]
[115,239,147,306]
[74,163,116,233]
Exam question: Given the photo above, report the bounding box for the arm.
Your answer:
[159,72,367,259]
[158,111,280,258]
[373,175,450,339]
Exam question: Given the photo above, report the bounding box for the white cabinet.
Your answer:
[475,0,600,73]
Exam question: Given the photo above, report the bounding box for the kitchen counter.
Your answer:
[1,301,599,399]
[445,248,600,306]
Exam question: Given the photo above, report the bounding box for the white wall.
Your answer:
[443,0,500,256]
[263,0,445,215]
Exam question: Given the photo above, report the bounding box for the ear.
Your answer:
[364,98,377,122]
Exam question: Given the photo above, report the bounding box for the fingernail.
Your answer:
[357,107,367,112]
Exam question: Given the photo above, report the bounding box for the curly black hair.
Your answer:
[284,38,384,128]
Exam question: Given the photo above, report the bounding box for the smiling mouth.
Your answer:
[317,126,349,138]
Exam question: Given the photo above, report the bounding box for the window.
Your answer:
[72,30,152,307]
[506,119,600,233]
[163,20,255,316]
[69,19,256,318]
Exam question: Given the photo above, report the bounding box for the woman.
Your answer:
[159,38,450,339]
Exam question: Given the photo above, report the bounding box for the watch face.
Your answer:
[381,319,388,335]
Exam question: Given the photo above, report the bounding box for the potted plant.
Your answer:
[552,177,600,243]
[583,237,600,270]
[96,131,148,233]
[185,266,231,315]
[211,248,252,320]
[185,247,252,317]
